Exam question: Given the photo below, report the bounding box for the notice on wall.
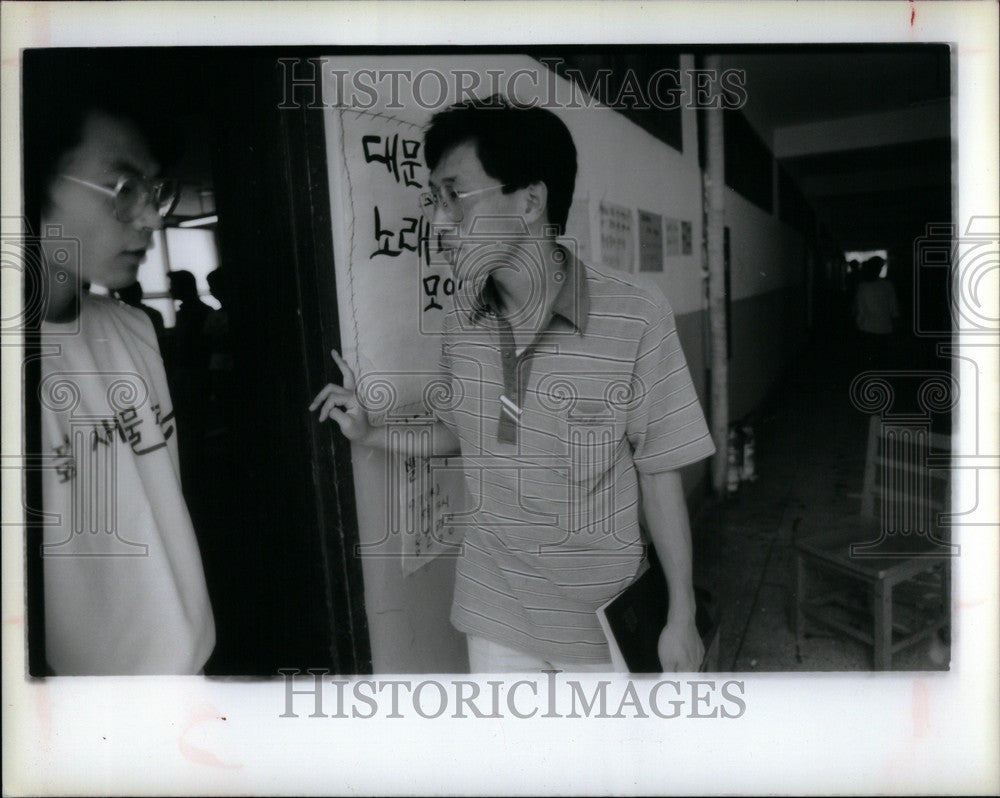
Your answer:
[599,200,635,272]
[638,209,664,272]
[681,220,693,255]
[325,91,470,575]
[664,217,681,256]
[393,447,468,575]
[332,108,453,352]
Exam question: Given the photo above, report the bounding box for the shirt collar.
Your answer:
[467,244,590,335]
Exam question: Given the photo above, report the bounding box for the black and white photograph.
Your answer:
[2,2,997,795]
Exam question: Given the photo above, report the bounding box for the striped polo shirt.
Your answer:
[435,248,715,663]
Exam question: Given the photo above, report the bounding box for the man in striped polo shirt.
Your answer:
[312,96,715,673]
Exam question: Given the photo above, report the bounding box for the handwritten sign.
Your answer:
[395,452,468,573]
[327,104,470,573]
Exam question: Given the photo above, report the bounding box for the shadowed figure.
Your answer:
[852,256,899,371]
[167,269,214,494]
[114,280,167,349]
[203,268,234,436]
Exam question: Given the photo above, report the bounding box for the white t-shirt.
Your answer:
[854,279,899,335]
[40,294,215,674]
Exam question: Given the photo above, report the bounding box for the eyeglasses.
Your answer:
[60,173,180,223]
[418,183,508,222]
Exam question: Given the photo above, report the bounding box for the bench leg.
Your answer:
[795,553,807,640]
[873,581,893,670]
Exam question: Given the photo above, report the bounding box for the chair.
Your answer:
[794,415,953,670]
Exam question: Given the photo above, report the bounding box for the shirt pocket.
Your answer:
[524,371,630,489]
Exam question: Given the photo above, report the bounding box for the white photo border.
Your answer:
[2,2,997,795]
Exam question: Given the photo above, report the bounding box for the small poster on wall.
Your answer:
[664,217,681,256]
[394,451,467,575]
[599,200,635,272]
[638,209,664,272]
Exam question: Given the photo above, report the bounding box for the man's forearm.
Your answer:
[360,420,460,456]
[638,469,697,620]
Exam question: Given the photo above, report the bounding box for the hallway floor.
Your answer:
[691,335,951,672]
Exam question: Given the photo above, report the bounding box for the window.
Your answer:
[844,249,889,279]
[137,227,221,326]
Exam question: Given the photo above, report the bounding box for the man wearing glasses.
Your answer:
[29,101,215,675]
[312,96,713,673]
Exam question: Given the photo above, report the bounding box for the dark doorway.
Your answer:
[23,48,370,676]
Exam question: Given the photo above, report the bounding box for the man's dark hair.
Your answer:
[22,49,182,234]
[115,281,144,306]
[168,270,199,301]
[862,256,885,282]
[424,94,577,235]
[206,268,228,304]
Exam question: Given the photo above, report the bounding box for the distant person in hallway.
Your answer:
[311,96,714,674]
[115,279,167,347]
[168,268,213,379]
[203,268,234,435]
[853,255,898,370]
[167,268,214,488]
[25,82,215,674]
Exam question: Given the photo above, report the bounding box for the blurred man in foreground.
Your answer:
[27,86,215,675]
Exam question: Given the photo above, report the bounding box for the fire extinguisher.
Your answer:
[727,425,742,495]
[740,424,757,483]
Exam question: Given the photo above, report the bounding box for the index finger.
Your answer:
[330,349,357,391]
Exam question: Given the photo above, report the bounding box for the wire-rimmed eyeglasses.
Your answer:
[61,173,180,224]
[418,183,508,222]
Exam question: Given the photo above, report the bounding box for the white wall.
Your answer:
[724,185,808,421]
[725,190,805,302]
[565,53,705,315]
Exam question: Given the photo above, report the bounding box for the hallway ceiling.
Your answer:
[721,47,952,252]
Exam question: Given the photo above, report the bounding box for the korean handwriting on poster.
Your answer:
[399,453,463,572]
[362,132,433,264]
[422,274,464,312]
[372,208,431,261]
[362,134,423,188]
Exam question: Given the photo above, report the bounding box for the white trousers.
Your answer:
[467,635,614,674]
